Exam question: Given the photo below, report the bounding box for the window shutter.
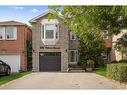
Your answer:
[55,24,59,39]
[41,24,44,39]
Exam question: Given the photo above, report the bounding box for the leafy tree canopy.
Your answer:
[49,6,127,35]
[49,6,127,66]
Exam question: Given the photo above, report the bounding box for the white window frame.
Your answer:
[5,26,17,40]
[103,30,109,39]
[69,50,78,64]
[45,24,55,39]
[41,23,59,40]
[0,27,5,40]
[70,32,76,40]
[0,26,17,40]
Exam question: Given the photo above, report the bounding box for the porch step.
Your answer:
[69,69,85,73]
[69,67,83,70]
[69,67,85,73]
[69,64,82,68]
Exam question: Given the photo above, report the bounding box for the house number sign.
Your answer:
[40,46,60,49]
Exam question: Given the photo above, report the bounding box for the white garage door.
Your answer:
[0,55,20,73]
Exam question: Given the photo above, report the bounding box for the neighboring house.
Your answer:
[111,29,127,61]
[0,21,32,72]
[102,29,127,62]
[102,31,112,62]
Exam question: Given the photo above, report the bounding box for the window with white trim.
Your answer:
[70,32,76,40]
[0,26,17,40]
[41,24,59,40]
[103,30,108,39]
[45,24,54,39]
[69,50,78,62]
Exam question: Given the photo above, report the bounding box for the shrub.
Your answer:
[107,63,127,82]
[111,61,119,63]
[118,60,127,63]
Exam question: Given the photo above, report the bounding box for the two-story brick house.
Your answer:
[0,21,32,72]
[29,10,79,72]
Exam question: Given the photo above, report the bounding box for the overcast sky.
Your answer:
[0,6,48,25]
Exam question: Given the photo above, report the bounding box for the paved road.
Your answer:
[0,72,122,89]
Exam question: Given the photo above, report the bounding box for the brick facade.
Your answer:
[0,22,32,71]
[31,14,70,72]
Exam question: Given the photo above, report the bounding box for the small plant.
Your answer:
[85,59,95,72]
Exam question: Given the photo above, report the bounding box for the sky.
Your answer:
[0,6,48,25]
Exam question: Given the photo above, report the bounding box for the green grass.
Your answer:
[0,71,31,86]
[94,68,107,77]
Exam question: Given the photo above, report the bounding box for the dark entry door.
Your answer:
[39,52,61,72]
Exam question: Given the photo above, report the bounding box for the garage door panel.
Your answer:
[39,52,61,72]
[0,55,20,73]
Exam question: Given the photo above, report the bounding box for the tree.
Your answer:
[49,6,127,35]
[115,33,127,60]
[49,6,127,67]
[79,31,105,67]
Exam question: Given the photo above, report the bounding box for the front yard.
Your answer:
[95,68,107,77]
[0,71,31,86]
[94,63,127,89]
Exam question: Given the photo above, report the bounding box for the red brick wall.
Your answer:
[0,25,32,71]
[104,36,112,48]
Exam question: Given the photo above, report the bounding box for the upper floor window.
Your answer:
[45,24,54,39]
[0,26,17,40]
[103,30,108,39]
[70,32,76,40]
[41,24,59,40]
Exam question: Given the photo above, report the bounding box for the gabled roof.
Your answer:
[0,20,27,26]
[29,10,63,23]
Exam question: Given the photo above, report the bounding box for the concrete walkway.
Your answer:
[0,72,123,89]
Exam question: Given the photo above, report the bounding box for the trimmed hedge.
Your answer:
[111,60,127,63]
[107,63,127,82]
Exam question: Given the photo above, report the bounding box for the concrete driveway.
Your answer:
[0,72,123,89]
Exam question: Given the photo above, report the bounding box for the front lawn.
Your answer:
[94,68,107,77]
[0,71,31,86]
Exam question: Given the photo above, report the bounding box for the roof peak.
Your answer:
[29,10,62,23]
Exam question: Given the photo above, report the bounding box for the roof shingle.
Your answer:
[0,21,27,26]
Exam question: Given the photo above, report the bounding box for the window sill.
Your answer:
[0,39,4,41]
[42,38,59,41]
[42,39,59,45]
[6,39,17,41]
[69,62,77,64]
[70,39,76,40]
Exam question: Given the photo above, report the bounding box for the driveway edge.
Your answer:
[95,73,127,89]
[0,73,32,88]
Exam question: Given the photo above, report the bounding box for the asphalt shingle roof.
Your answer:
[0,21,27,26]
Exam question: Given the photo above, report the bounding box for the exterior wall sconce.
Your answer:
[32,49,36,53]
